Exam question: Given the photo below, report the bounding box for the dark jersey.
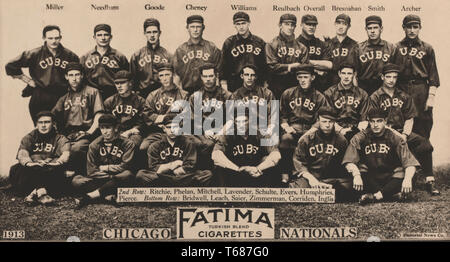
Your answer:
[266,33,309,93]
[17,129,70,163]
[354,39,396,81]
[173,38,222,94]
[87,135,135,178]
[393,37,440,86]
[233,85,276,128]
[342,128,419,179]
[294,129,348,179]
[130,42,172,96]
[326,36,358,86]
[214,134,277,167]
[104,93,146,132]
[368,87,417,132]
[80,47,129,100]
[142,85,188,132]
[52,85,104,133]
[147,135,197,173]
[297,34,332,93]
[220,33,267,88]
[5,44,79,96]
[280,87,328,132]
[323,83,369,128]
[189,86,233,133]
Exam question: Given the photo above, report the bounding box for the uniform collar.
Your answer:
[378,86,402,97]
[91,46,115,55]
[43,43,64,56]
[279,32,295,43]
[237,32,253,40]
[201,85,220,94]
[102,134,121,144]
[298,34,318,44]
[331,35,351,45]
[160,83,178,93]
[367,38,385,47]
[187,38,205,46]
[337,82,355,92]
[400,37,422,47]
[147,41,161,50]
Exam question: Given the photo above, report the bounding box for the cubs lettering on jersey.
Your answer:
[277,47,302,58]
[380,98,404,110]
[398,47,426,59]
[334,96,360,109]
[160,147,183,160]
[309,143,339,157]
[359,50,390,63]
[32,143,55,153]
[84,56,120,69]
[182,50,211,63]
[39,57,69,69]
[64,96,87,110]
[231,44,262,57]
[236,95,267,107]
[155,97,175,111]
[364,143,391,154]
[99,145,124,158]
[308,46,322,56]
[289,97,316,111]
[138,54,168,67]
[112,105,138,117]
[331,47,350,58]
[232,144,259,156]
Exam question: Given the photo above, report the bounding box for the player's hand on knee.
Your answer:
[173,166,186,176]
[353,175,363,191]
[401,178,413,193]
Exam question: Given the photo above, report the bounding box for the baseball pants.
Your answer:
[361,173,403,199]
[29,87,63,124]
[71,170,134,197]
[215,166,280,188]
[279,124,309,176]
[407,132,434,178]
[9,163,67,196]
[135,169,213,187]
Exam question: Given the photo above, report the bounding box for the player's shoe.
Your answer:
[37,194,55,205]
[75,195,92,209]
[104,194,122,207]
[391,192,410,202]
[359,193,375,205]
[24,189,38,206]
[281,173,290,187]
[426,181,440,196]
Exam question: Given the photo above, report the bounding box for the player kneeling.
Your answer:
[342,108,419,204]
[136,113,213,187]
[73,114,135,209]
[289,107,355,202]
[9,111,70,205]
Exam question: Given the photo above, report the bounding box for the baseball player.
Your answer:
[135,113,213,187]
[323,63,369,140]
[104,70,146,148]
[211,112,281,187]
[354,16,396,95]
[80,24,129,101]
[5,25,79,124]
[296,14,333,93]
[393,15,440,140]
[326,14,359,87]
[130,18,173,99]
[279,64,329,181]
[51,62,104,176]
[73,114,135,208]
[9,111,70,205]
[266,13,309,99]
[140,63,188,153]
[368,63,439,195]
[233,64,277,136]
[220,12,268,92]
[173,15,222,96]
[342,107,419,204]
[289,107,354,202]
[189,63,233,169]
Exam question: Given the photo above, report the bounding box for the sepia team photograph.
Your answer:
[0,0,448,249]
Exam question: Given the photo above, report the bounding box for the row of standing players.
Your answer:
[5,12,440,207]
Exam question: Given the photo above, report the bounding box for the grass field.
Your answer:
[0,165,449,241]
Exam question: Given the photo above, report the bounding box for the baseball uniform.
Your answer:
[10,129,70,196]
[326,36,358,87]
[130,43,172,98]
[5,44,79,123]
[342,128,419,198]
[80,47,129,101]
[136,135,213,187]
[72,135,135,196]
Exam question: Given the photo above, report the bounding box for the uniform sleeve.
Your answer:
[17,134,33,164]
[342,134,362,165]
[92,89,105,114]
[103,97,113,114]
[265,42,290,75]
[119,54,130,71]
[55,135,71,157]
[213,135,227,153]
[314,93,330,120]
[220,39,232,81]
[108,140,135,173]
[427,46,440,87]
[402,95,418,120]
[134,96,146,131]
[142,91,159,126]
[5,50,34,76]
[147,142,162,172]
[212,45,223,78]
[182,139,197,172]
[173,48,183,78]
[280,90,290,125]
[129,53,139,89]
[394,136,420,168]
[293,137,310,176]
[87,144,103,177]
[358,91,370,121]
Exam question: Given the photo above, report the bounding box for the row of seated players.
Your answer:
[9,61,438,207]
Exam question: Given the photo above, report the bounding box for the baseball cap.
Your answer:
[403,14,421,26]
[295,64,315,75]
[36,110,55,122]
[114,70,132,82]
[94,24,111,34]
[318,107,338,121]
[367,107,388,119]
[382,63,400,75]
[187,15,204,25]
[338,63,355,72]
[65,62,83,74]
[143,18,160,31]
[233,12,250,23]
[279,13,297,25]
[156,62,174,72]
[239,64,258,75]
[301,14,318,24]
[335,14,351,25]
[365,15,382,27]
[98,114,118,126]
[162,112,179,125]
